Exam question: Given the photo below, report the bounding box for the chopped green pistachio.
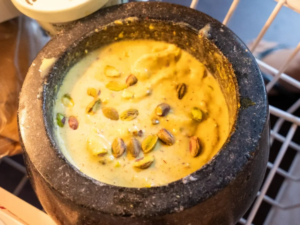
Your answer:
[61,94,74,107]
[191,107,203,122]
[87,88,99,98]
[104,65,120,77]
[56,113,66,127]
[86,98,101,115]
[106,81,127,91]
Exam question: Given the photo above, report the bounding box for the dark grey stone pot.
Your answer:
[18,2,269,225]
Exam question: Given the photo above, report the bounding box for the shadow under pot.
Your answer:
[18,2,269,225]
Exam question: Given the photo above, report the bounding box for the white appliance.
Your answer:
[10,0,121,35]
[0,0,20,23]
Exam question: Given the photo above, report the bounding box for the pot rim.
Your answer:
[18,2,268,217]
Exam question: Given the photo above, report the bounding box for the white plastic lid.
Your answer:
[11,0,110,23]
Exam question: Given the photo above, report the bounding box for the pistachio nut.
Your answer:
[86,98,101,115]
[61,94,74,107]
[176,83,187,99]
[96,148,108,157]
[114,161,121,168]
[127,138,141,158]
[87,88,100,98]
[112,138,126,158]
[122,89,134,99]
[87,136,108,156]
[56,113,66,127]
[157,128,175,146]
[151,116,160,125]
[106,81,127,91]
[133,155,154,169]
[155,103,170,117]
[126,74,138,86]
[120,109,139,121]
[142,134,158,153]
[68,116,79,130]
[189,136,201,157]
[133,130,143,137]
[191,107,203,122]
[104,65,120,77]
[102,107,119,120]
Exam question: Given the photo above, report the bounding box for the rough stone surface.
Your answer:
[18,2,269,225]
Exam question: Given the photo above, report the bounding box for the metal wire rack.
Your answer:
[1,0,300,224]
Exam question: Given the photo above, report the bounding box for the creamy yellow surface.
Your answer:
[54,40,229,187]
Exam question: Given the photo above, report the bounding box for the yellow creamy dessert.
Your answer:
[54,40,229,187]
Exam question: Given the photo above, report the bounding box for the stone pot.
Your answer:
[18,2,269,225]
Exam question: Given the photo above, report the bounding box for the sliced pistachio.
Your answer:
[87,88,99,98]
[87,136,108,156]
[126,74,138,86]
[96,148,108,157]
[106,81,127,91]
[157,128,175,146]
[133,155,154,169]
[56,113,66,127]
[133,130,143,137]
[68,116,79,130]
[155,103,170,117]
[189,136,201,157]
[142,134,158,153]
[176,83,187,99]
[128,138,141,158]
[120,109,139,121]
[191,107,203,122]
[114,161,121,168]
[112,138,126,158]
[61,94,74,107]
[151,116,160,125]
[104,65,120,77]
[102,107,119,120]
[86,98,101,115]
[122,89,134,99]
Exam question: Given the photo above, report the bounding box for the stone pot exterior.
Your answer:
[18,2,269,225]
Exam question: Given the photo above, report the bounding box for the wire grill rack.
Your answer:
[1,0,300,224]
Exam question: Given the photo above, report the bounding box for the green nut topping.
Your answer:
[104,65,120,77]
[106,81,127,91]
[133,155,154,169]
[142,135,158,153]
[189,136,201,157]
[87,88,100,98]
[155,103,170,117]
[176,83,187,99]
[120,109,139,121]
[157,128,175,146]
[56,113,66,127]
[112,138,126,158]
[102,107,119,120]
[191,107,203,122]
[128,138,142,158]
[126,74,138,86]
[68,116,79,130]
[86,98,101,115]
[61,94,74,107]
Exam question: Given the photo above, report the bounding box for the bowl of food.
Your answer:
[18,2,269,225]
